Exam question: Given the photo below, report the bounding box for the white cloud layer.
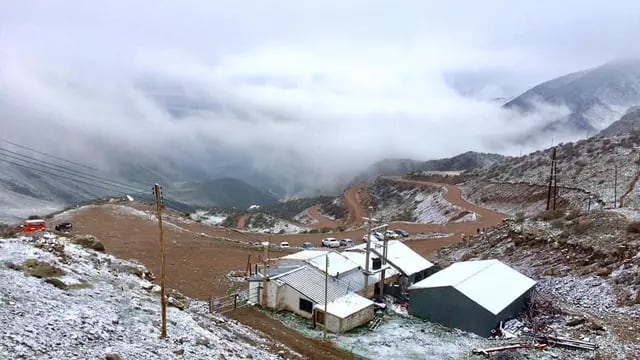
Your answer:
[1,1,640,194]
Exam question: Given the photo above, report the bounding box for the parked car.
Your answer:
[385,230,400,239]
[373,232,385,241]
[279,241,290,248]
[55,222,73,232]
[302,242,314,249]
[394,229,409,237]
[361,234,379,243]
[340,238,354,247]
[321,237,339,247]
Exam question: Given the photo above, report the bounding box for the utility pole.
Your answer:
[262,242,269,306]
[153,183,167,339]
[614,164,618,208]
[363,206,373,297]
[380,225,389,302]
[546,147,556,210]
[324,254,329,338]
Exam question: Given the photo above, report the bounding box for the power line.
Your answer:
[0,138,102,172]
[0,138,192,212]
[0,150,147,194]
[0,157,137,196]
[0,144,150,191]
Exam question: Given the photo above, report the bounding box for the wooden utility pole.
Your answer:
[324,254,329,338]
[614,164,618,208]
[363,206,373,297]
[153,183,167,339]
[380,225,389,302]
[261,242,269,306]
[546,147,558,210]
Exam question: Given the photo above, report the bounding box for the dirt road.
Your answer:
[68,205,289,300]
[236,213,249,229]
[305,205,338,229]
[229,308,359,360]
[344,182,367,225]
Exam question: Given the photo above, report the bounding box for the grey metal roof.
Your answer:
[278,266,352,304]
[247,265,303,282]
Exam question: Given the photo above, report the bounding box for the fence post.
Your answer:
[234,293,238,310]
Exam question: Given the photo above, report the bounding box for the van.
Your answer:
[20,219,46,233]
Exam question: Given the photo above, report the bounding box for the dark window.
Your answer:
[299,298,313,313]
[372,258,382,270]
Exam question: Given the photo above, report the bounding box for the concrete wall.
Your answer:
[341,305,374,332]
[280,284,315,319]
[317,305,374,333]
[409,286,495,337]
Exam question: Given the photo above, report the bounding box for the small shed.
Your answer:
[314,293,375,333]
[408,260,536,337]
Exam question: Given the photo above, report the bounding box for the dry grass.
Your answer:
[627,221,640,234]
[71,235,106,252]
[536,209,565,221]
[22,259,64,278]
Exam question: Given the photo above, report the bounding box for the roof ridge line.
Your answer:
[453,260,497,287]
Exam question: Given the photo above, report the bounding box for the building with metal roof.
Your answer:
[408,259,536,337]
[345,240,436,298]
[314,293,375,334]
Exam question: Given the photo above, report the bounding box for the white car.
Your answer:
[340,238,354,247]
[279,242,290,248]
[322,237,340,248]
[385,230,400,239]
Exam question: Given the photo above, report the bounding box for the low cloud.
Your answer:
[1,1,638,195]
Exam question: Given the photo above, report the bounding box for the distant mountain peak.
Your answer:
[505,58,640,136]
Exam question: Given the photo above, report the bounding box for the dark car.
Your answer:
[394,229,409,237]
[302,242,314,249]
[55,222,73,232]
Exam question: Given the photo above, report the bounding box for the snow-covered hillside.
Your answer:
[243,212,307,234]
[0,234,293,359]
[468,134,640,209]
[370,178,475,224]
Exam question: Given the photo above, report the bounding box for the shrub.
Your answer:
[45,278,68,290]
[22,259,64,278]
[515,212,525,223]
[71,235,106,252]
[627,221,640,234]
[565,208,581,221]
[536,209,565,221]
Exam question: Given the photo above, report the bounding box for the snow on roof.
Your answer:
[341,251,398,280]
[281,250,328,261]
[316,293,374,319]
[278,266,350,304]
[346,240,433,276]
[24,219,45,224]
[408,260,537,315]
[305,251,360,277]
[247,265,303,281]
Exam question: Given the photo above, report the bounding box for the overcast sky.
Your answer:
[2,1,640,193]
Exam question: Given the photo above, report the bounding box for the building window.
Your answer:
[299,298,313,313]
[372,258,382,270]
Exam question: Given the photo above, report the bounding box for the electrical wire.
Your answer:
[0,149,147,194]
[0,139,193,212]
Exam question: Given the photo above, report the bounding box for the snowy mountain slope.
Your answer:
[370,178,475,224]
[0,235,295,359]
[599,106,640,136]
[467,134,640,208]
[352,151,506,184]
[505,59,640,134]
